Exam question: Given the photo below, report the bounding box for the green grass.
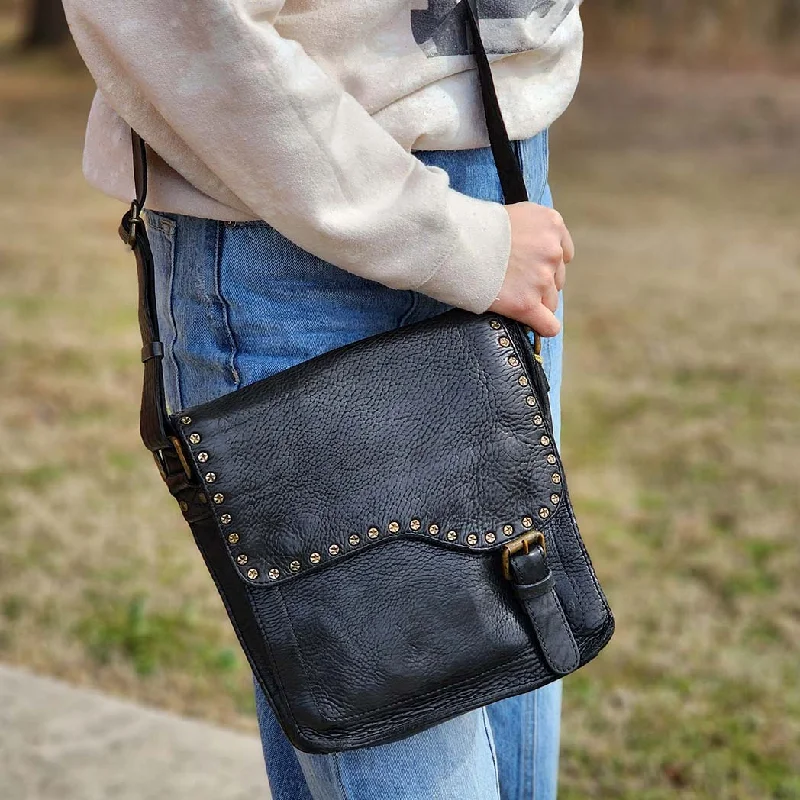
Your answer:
[75,592,240,677]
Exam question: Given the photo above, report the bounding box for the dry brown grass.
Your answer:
[0,51,257,724]
[0,44,798,800]
[552,66,800,798]
[582,1,800,71]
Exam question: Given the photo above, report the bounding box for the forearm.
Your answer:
[63,0,512,312]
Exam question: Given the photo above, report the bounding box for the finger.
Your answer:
[525,303,561,338]
[561,225,575,264]
[554,259,567,292]
[541,284,560,313]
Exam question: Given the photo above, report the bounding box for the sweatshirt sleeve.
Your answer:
[62,0,512,313]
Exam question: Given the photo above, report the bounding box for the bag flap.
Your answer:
[171,310,566,585]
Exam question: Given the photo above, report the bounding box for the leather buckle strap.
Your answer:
[119,129,175,454]
[503,530,581,675]
[501,531,546,581]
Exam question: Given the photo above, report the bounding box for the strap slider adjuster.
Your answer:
[141,341,164,363]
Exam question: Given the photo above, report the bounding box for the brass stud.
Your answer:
[367,527,380,540]
[428,523,439,535]
[236,554,248,565]
[547,454,557,465]
[310,552,321,564]
[552,472,561,484]
[498,336,510,347]
[522,516,533,528]
[197,452,209,463]
[204,472,216,483]
[518,376,529,387]
[540,435,551,446]
[227,532,240,544]
[551,493,560,504]
[490,319,502,330]
[539,507,550,519]
[410,518,421,531]
[349,534,360,546]
[213,493,224,504]
[388,521,400,533]
[247,568,259,580]
[446,530,457,542]
[485,532,496,544]
[466,533,478,546]
[328,544,340,556]
[290,560,301,572]
[188,433,201,445]
[180,416,192,426]
[533,414,543,425]
[526,396,537,407]
[268,568,280,580]
[179,500,189,512]
[503,524,514,536]
[508,355,520,367]
[220,513,232,525]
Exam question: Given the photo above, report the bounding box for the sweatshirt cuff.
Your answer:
[415,190,512,315]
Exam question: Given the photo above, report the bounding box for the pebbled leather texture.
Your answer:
[174,311,568,586]
[164,308,616,753]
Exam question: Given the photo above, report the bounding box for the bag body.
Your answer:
[119,2,614,754]
[161,308,613,753]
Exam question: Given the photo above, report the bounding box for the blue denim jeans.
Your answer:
[145,129,564,800]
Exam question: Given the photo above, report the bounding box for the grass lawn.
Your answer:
[0,43,798,799]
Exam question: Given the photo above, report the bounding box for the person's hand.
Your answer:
[488,202,575,337]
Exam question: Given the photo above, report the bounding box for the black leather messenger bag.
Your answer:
[118,3,614,754]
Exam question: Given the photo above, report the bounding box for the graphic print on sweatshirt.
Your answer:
[411,0,575,57]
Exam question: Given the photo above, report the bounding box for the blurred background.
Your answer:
[0,1,798,798]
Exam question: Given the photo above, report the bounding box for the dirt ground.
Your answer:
[0,45,798,800]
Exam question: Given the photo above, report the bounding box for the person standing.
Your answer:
[63,1,582,796]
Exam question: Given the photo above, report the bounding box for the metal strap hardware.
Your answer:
[501,531,546,581]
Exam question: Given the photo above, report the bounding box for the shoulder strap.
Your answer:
[119,133,172,456]
[119,0,529,458]
[464,0,529,204]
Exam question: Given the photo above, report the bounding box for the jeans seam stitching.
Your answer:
[330,753,353,800]
[213,221,242,389]
[163,224,184,413]
[531,689,539,799]
[515,138,526,190]
[538,130,550,204]
[397,291,421,326]
[481,706,502,799]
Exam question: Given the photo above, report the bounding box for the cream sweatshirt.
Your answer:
[63,1,583,313]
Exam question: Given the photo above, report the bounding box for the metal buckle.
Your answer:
[151,438,193,482]
[532,330,543,364]
[152,448,170,481]
[501,531,546,581]
[523,325,544,365]
[127,201,142,247]
[169,436,194,479]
